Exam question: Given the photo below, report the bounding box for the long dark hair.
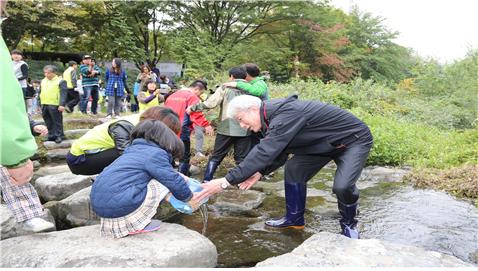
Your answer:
[139,106,181,134]
[111,58,122,75]
[130,120,184,159]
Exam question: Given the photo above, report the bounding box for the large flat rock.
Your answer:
[34,164,71,178]
[46,148,70,161]
[64,128,89,138]
[43,140,74,150]
[34,172,93,202]
[1,205,56,240]
[256,232,471,267]
[211,189,266,213]
[0,223,217,268]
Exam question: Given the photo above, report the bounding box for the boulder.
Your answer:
[34,165,71,178]
[46,187,178,229]
[1,205,56,240]
[256,232,471,267]
[34,173,93,202]
[0,223,217,268]
[64,128,89,138]
[211,189,265,213]
[358,166,410,189]
[46,148,70,161]
[43,139,74,150]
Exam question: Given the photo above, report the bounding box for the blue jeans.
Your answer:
[80,85,99,114]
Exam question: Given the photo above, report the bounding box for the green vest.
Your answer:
[40,76,62,105]
[139,91,161,113]
[70,114,141,156]
[63,67,74,89]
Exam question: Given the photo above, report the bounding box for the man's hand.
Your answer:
[58,106,65,112]
[186,106,193,115]
[194,178,226,202]
[205,125,214,136]
[188,192,201,211]
[222,82,237,88]
[238,172,262,190]
[33,124,48,136]
[7,159,34,185]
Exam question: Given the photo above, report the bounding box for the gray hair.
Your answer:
[43,65,58,73]
[227,95,262,118]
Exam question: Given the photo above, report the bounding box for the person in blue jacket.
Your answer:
[90,120,201,238]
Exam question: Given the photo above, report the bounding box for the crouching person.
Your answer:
[90,120,201,238]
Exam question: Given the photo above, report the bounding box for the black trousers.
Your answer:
[284,134,373,205]
[209,134,252,165]
[67,148,121,175]
[65,88,80,111]
[42,105,64,140]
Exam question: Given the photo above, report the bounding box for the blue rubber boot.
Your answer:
[203,160,219,183]
[169,178,208,215]
[265,181,306,229]
[338,201,360,239]
[178,162,190,176]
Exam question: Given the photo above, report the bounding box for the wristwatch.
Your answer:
[220,180,230,189]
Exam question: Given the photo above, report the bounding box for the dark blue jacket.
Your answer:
[90,138,193,218]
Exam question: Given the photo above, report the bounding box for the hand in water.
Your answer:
[238,172,262,190]
[195,178,225,202]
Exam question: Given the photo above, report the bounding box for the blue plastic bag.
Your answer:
[169,178,208,215]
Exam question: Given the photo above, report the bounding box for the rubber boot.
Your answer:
[265,181,306,229]
[338,201,360,239]
[178,162,190,176]
[203,160,220,183]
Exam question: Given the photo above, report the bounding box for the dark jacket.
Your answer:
[90,138,193,218]
[225,95,372,184]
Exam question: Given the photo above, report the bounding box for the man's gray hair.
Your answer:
[227,95,262,118]
[43,65,58,73]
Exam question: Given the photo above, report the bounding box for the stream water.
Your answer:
[168,167,478,267]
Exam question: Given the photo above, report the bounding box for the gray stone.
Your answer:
[47,187,178,229]
[46,148,70,161]
[211,189,266,213]
[189,164,201,176]
[358,166,410,189]
[32,160,41,168]
[43,139,74,150]
[34,172,93,202]
[1,205,56,240]
[64,118,103,126]
[64,128,89,138]
[0,223,217,268]
[256,232,471,267]
[34,164,71,177]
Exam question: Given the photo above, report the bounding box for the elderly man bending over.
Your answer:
[194,94,373,239]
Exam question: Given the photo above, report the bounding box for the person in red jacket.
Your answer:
[164,80,214,175]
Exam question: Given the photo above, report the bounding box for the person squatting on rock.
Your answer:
[186,66,256,183]
[0,33,55,233]
[195,94,373,239]
[164,80,214,176]
[66,106,180,176]
[90,120,201,238]
[39,64,68,144]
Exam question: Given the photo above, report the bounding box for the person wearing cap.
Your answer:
[10,49,29,105]
[79,55,101,115]
[196,94,374,239]
[164,80,215,175]
[137,80,165,113]
[63,60,79,113]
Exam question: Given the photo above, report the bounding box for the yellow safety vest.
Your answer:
[62,66,75,89]
[139,91,161,112]
[70,114,141,156]
[40,76,62,105]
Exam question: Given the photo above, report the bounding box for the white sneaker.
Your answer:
[22,217,55,233]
